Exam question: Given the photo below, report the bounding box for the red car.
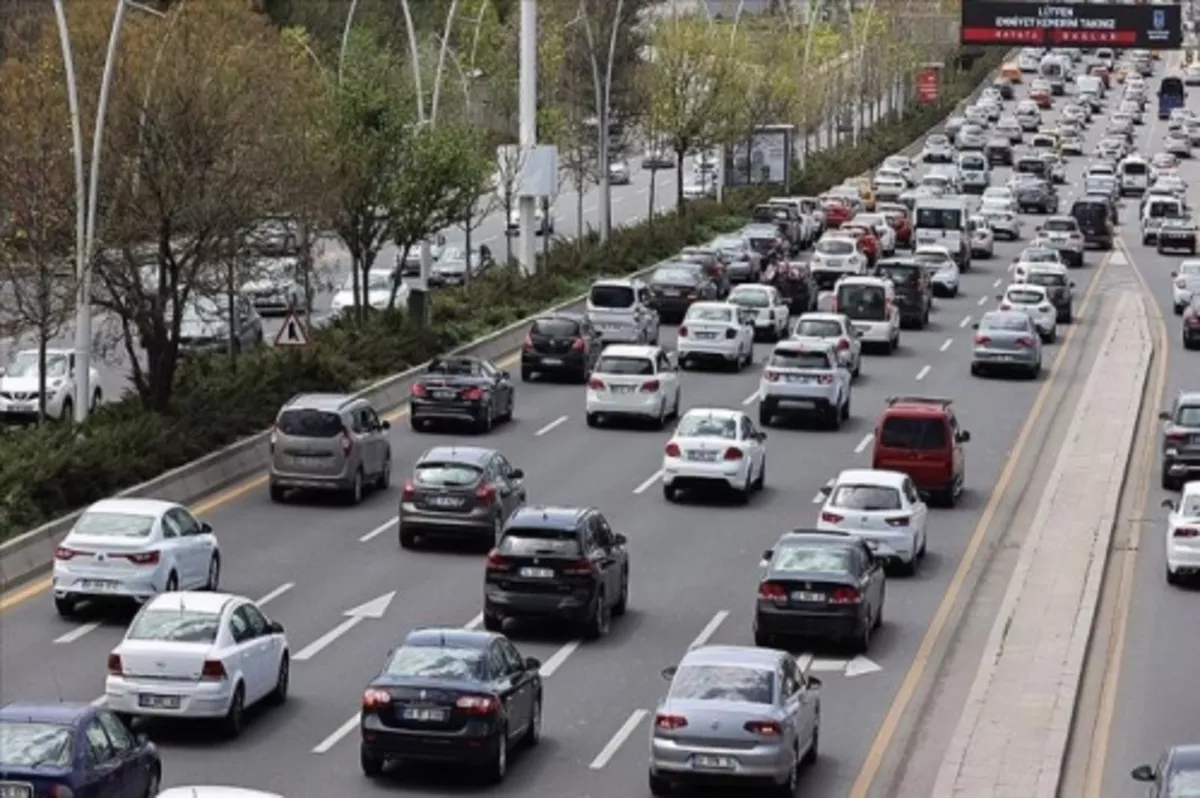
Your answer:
[878,205,913,247]
[821,198,853,229]
[842,224,880,265]
[1030,88,1052,109]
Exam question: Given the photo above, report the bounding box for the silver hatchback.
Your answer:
[268,393,392,504]
[649,645,820,796]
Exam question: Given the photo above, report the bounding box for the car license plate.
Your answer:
[81,579,120,591]
[540,357,562,366]
[786,374,810,383]
[6,403,33,412]
[0,784,33,798]
[663,289,680,296]
[693,755,736,770]
[519,567,554,578]
[138,694,180,709]
[792,591,825,603]
[695,332,717,339]
[612,385,636,393]
[854,324,871,333]
[687,451,718,462]
[403,707,447,722]
[427,496,462,508]
[433,389,457,400]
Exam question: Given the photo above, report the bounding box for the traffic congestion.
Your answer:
[4,43,1200,798]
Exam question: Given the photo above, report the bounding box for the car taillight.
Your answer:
[817,374,834,385]
[475,483,496,503]
[679,325,689,337]
[723,447,743,460]
[820,511,844,523]
[1190,316,1200,328]
[1166,431,1188,443]
[665,442,681,457]
[462,386,485,401]
[1016,336,1035,347]
[763,370,780,382]
[456,694,500,715]
[884,300,893,316]
[744,720,783,736]
[885,516,911,528]
[362,688,391,709]
[725,328,737,339]
[571,337,586,352]
[641,379,661,392]
[973,335,991,345]
[522,333,534,351]
[269,426,277,453]
[107,653,122,676]
[562,558,593,575]
[47,784,74,798]
[758,582,787,600]
[655,713,688,730]
[411,383,428,398]
[340,432,353,455]
[201,660,228,681]
[830,587,861,604]
[55,546,80,560]
[121,551,160,565]
[401,479,417,501]
[1174,527,1200,538]
[837,338,850,351]
[485,549,512,571]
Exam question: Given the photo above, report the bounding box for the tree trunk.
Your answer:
[226,262,238,369]
[463,216,473,286]
[674,149,685,209]
[647,168,657,220]
[37,331,47,425]
[575,168,585,245]
[391,246,412,309]
[503,190,514,264]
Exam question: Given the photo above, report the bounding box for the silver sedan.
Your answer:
[970,310,1043,379]
[649,645,820,796]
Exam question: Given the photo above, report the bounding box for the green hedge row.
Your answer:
[0,50,1004,538]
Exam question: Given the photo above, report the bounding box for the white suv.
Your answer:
[585,345,681,429]
[677,302,755,371]
[758,339,852,430]
[0,348,101,423]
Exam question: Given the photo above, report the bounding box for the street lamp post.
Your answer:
[517,0,538,277]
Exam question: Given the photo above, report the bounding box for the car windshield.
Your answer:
[498,527,582,557]
[1043,219,1076,232]
[74,511,155,538]
[1167,769,1200,797]
[383,646,485,681]
[793,319,842,338]
[879,416,948,450]
[276,408,343,438]
[1177,406,1200,427]
[676,415,737,439]
[816,239,853,255]
[1008,289,1045,304]
[730,289,770,308]
[669,664,775,704]
[981,313,1029,332]
[5,351,69,379]
[0,721,73,768]
[653,267,699,285]
[414,463,482,487]
[831,485,902,511]
[769,350,831,370]
[687,306,732,323]
[590,285,635,308]
[596,356,654,375]
[128,609,221,643]
[531,318,579,337]
[772,545,852,573]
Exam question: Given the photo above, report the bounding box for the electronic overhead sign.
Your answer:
[960,2,1183,49]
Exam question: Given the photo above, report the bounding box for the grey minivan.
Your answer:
[268,393,392,504]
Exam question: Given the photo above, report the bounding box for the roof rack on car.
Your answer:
[885,395,952,407]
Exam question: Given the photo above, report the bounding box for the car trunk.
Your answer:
[656,698,778,750]
[0,771,73,798]
[117,640,213,681]
[529,320,580,355]
[760,574,859,614]
[979,329,1035,352]
[372,678,483,732]
[57,534,153,581]
[874,416,951,487]
[410,464,484,514]
[764,352,833,385]
[683,317,736,342]
[276,410,346,476]
[487,532,588,596]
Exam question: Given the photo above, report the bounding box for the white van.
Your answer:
[1119,156,1150,196]
[913,197,971,270]
[834,276,900,353]
[1039,54,1068,95]
[1141,195,1186,245]
[1076,74,1103,99]
[585,277,660,344]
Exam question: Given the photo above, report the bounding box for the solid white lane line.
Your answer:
[742,388,761,406]
[590,709,649,770]
[689,610,729,650]
[464,612,483,630]
[992,278,1002,287]
[55,622,101,644]
[359,518,396,543]
[256,582,294,607]
[916,365,931,381]
[633,469,664,494]
[940,338,953,352]
[539,641,581,677]
[959,315,972,328]
[312,713,360,754]
[535,415,568,436]
[812,492,825,504]
[977,296,988,306]
[854,433,874,454]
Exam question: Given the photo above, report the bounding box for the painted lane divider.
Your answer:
[854,434,875,454]
[535,415,568,436]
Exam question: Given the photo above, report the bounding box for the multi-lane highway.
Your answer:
[0,63,1145,796]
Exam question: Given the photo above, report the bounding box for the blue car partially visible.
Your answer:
[0,702,161,797]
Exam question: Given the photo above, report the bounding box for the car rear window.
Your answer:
[669,665,774,704]
[128,609,220,643]
[1008,289,1044,304]
[838,284,887,320]
[652,267,699,285]
[590,285,635,308]
[596,356,654,375]
[531,318,579,337]
[0,721,73,768]
[277,408,344,437]
[831,485,902,511]
[879,416,948,450]
[383,646,484,680]
[769,350,830,370]
[730,289,770,308]
[981,313,1030,331]
[414,463,482,487]
[772,546,852,573]
[497,527,582,557]
[793,319,843,338]
[74,511,155,538]
[879,265,919,285]
[687,306,732,323]
[1027,272,1066,288]
[1122,162,1147,175]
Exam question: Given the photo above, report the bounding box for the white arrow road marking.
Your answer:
[535,415,568,436]
[294,591,395,661]
[844,655,883,678]
[795,654,881,677]
[689,610,729,649]
[591,709,649,770]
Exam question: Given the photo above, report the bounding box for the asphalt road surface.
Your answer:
[0,75,1128,797]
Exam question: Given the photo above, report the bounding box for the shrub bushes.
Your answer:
[0,49,1004,538]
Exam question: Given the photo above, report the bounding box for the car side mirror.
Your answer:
[1131,764,1156,782]
[806,676,822,689]
[136,732,150,745]
[957,430,971,442]
[971,322,980,330]
[1162,499,1177,511]
[614,533,627,546]
[268,620,285,634]
[200,522,213,535]
[510,468,525,480]
[525,656,542,671]
[380,420,391,431]
[1069,281,1076,288]
[1159,411,1172,421]
[1171,271,1178,276]
[661,666,678,681]
[500,370,511,380]
[818,482,833,496]
[762,548,774,562]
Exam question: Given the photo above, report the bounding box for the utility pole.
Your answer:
[518,0,538,276]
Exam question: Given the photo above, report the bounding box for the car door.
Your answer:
[496,639,535,733]
[782,658,817,748]
[82,717,123,798]
[361,405,388,476]
[487,643,527,743]
[227,606,266,702]
[164,508,205,587]
[588,515,621,604]
[655,351,678,408]
[236,602,277,702]
[740,416,765,476]
[857,542,884,608]
[903,478,929,537]
[492,454,525,521]
[347,405,378,475]
[948,413,967,482]
[96,710,152,798]
[481,360,511,412]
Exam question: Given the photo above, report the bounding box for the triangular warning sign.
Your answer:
[273,310,310,348]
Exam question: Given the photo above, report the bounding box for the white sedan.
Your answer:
[676,302,755,371]
[1162,484,1200,585]
[585,344,681,429]
[662,408,767,504]
[330,268,408,316]
[727,284,790,341]
[791,311,862,377]
[815,469,928,574]
[52,498,221,618]
[105,591,290,737]
[999,283,1057,341]
[981,187,1018,214]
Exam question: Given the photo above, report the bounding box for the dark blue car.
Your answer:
[0,702,161,797]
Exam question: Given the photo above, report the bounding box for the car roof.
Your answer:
[982,309,1032,324]
[403,627,498,650]
[507,505,591,529]
[417,446,495,466]
[838,276,890,287]
[680,645,783,670]
[1007,283,1049,294]
[1177,390,1200,406]
[534,311,584,322]
[773,338,835,355]
[0,702,93,724]
[283,393,352,412]
[144,591,239,614]
[796,312,845,325]
[688,301,735,312]
[600,344,659,359]
[680,407,742,422]
[1027,264,1067,275]
[592,277,640,288]
[1168,745,1200,770]
[83,497,178,516]
[774,529,860,549]
[835,468,907,488]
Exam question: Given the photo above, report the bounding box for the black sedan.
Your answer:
[753,529,885,653]
[985,137,1014,166]
[645,262,719,323]
[410,356,515,433]
[360,628,542,783]
[520,312,600,383]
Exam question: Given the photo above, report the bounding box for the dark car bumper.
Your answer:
[755,604,861,640]
[521,351,588,375]
[1159,236,1197,252]
[484,586,595,622]
[648,296,696,321]
[361,715,500,766]
[1163,455,1200,477]
[1081,232,1113,249]
[411,398,487,423]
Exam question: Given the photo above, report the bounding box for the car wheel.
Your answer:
[583,591,611,639]
[652,400,667,430]
[347,469,364,505]
[853,615,872,653]
[143,767,160,798]
[361,746,384,778]
[662,483,678,502]
[54,596,76,618]
[649,771,673,796]
[526,694,542,746]
[1167,563,1182,586]
[759,404,773,427]
[753,458,766,490]
[775,748,800,797]
[476,404,494,434]
[399,526,418,549]
[204,555,221,591]
[268,653,290,706]
[1162,465,1183,491]
[269,482,287,503]
[483,610,504,632]
[586,412,601,428]
[614,569,629,616]
[220,684,245,739]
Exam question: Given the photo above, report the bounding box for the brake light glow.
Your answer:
[655,713,688,730]
[1174,527,1200,538]
[362,688,391,709]
[522,333,534,351]
[402,479,417,501]
[885,516,911,528]
[820,511,844,524]
[571,337,586,352]
[55,546,80,560]
[1189,316,1200,328]
[744,720,783,736]
[107,654,122,676]
[665,442,681,457]
[562,558,593,575]
[121,551,161,565]
[456,694,501,715]
[1016,336,1035,347]
[411,384,428,398]
[1167,431,1188,443]
[485,549,512,571]
[462,386,485,401]
[763,370,780,383]
[588,377,605,390]
[817,374,834,385]
[758,582,787,600]
[973,335,991,345]
[641,380,661,392]
[340,432,353,456]
[723,447,744,460]
[829,586,861,604]
[201,660,228,681]
[475,483,497,503]
[679,326,689,337]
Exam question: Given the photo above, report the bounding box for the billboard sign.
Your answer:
[724,125,794,188]
[960,2,1182,49]
[916,66,940,104]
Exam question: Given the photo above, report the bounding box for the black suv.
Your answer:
[876,258,933,328]
[484,506,630,639]
[520,312,600,383]
[1070,197,1116,249]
